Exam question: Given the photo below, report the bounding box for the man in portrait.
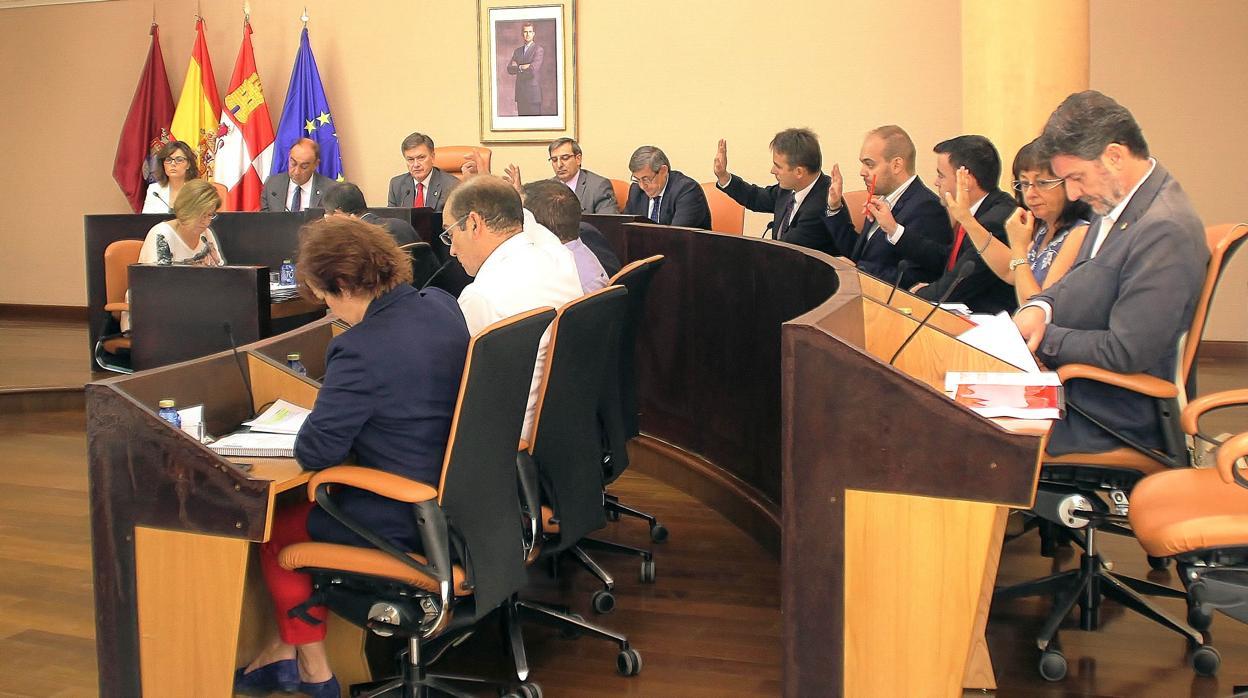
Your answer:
[506,22,544,116]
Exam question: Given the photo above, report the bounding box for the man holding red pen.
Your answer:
[821,125,952,285]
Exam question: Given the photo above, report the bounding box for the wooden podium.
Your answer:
[86,318,373,698]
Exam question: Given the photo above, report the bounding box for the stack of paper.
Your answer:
[243,399,310,435]
[945,371,1064,420]
[270,283,300,302]
[208,432,297,458]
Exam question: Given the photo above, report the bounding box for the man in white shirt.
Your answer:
[1015,90,1208,455]
[260,139,331,211]
[522,180,609,293]
[713,128,833,251]
[445,175,583,439]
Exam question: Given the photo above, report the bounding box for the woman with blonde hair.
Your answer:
[137,178,225,267]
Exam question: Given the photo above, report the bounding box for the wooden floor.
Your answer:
[2,320,1247,697]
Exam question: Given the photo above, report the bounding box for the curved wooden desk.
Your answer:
[589,218,1047,697]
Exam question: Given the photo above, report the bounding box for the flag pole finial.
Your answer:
[244,1,251,24]
[301,7,309,27]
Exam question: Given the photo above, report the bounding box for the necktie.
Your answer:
[649,196,662,222]
[775,195,796,239]
[946,224,966,271]
[291,186,303,212]
[413,182,425,208]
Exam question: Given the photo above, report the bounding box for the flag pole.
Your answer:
[301,6,309,28]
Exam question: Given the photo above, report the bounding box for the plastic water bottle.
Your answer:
[157,399,181,428]
[280,259,296,286]
[286,352,307,375]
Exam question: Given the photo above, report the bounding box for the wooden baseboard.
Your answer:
[0,304,88,322]
[1201,340,1248,360]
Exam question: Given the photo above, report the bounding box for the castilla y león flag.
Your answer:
[112,23,174,213]
[171,17,223,180]
[213,20,275,211]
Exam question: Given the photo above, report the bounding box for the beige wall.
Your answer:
[0,0,961,307]
[1,1,1242,341]
[1091,1,1248,341]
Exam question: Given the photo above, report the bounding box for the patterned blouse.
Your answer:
[1027,218,1088,286]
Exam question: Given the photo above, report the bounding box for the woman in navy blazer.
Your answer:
[236,217,469,698]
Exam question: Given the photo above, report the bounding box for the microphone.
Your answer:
[419,257,456,291]
[152,191,172,212]
[885,260,912,305]
[762,221,775,240]
[888,260,974,366]
[223,322,256,419]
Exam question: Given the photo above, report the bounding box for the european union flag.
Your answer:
[271,28,343,180]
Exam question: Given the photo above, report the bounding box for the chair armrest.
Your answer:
[1056,364,1177,399]
[515,449,542,563]
[104,302,129,313]
[306,465,438,503]
[1181,389,1248,435]
[1216,431,1248,487]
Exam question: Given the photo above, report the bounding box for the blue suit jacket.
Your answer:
[624,170,712,230]
[298,285,469,549]
[822,175,951,283]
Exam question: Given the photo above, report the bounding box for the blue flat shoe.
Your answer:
[299,674,340,698]
[233,658,299,694]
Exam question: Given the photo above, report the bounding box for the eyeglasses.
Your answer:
[548,153,577,164]
[630,167,666,187]
[1012,178,1065,193]
[439,214,470,246]
[165,156,189,165]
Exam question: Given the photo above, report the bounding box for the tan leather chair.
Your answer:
[210,181,230,211]
[610,178,630,213]
[994,223,1248,681]
[842,189,868,233]
[1128,389,1248,677]
[95,239,143,372]
[699,183,744,235]
[432,146,492,180]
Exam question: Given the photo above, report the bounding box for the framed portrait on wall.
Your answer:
[477,0,577,143]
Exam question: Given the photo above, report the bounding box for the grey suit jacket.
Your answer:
[387,168,459,211]
[564,168,618,214]
[260,172,333,211]
[1033,162,1208,455]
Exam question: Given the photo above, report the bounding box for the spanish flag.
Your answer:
[171,17,223,178]
[214,20,274,211]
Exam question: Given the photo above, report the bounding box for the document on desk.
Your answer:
[944,371,1064,419]
[958,312,1040,373]
[243,399,310,435]
[208,432,297,458]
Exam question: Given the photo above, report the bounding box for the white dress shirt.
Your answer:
[286,177,315,211]
[458,219,583,440]
[141,182,174,213]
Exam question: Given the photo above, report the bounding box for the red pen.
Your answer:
[864,174,877,219]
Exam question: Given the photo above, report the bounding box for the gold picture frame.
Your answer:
[477,0,577,143]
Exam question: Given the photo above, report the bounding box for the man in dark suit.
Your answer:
[822,125,952,283]
[913,135,1018,314]
[506,23,544,116]
[623,146,711,230]
[1016,91,1208,455]
[713,128,833,253]
[260,138,333,211]
[322,181,443,288]
[386,132,459,211]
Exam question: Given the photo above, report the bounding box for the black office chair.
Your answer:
[278,307,556,698]
[511,286,644,676]
[994,222,1248,681]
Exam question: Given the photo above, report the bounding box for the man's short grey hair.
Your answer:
[548,138,582,156]
[628,146,669,174]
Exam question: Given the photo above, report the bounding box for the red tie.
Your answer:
[947,224,966,271]
[413,182,425,208]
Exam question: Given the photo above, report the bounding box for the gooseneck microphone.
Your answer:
[885,260,913,305]
[888,260,974,366]
[152,191,172,212]
[419,257,457,291]
[223,322,257,419]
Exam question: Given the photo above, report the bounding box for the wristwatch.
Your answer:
[1008,258,1029,271]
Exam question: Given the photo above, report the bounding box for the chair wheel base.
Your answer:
[616,648,643,676]
[1192,645,1220,676]
[1148,555,1172,571]
[639,559,656,583]
[1039,649,1067,682]
[650,523,668,543]
[501,681,543,698]
[591,589,615,614]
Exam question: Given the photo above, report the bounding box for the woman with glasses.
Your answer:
[142,140,199,213]
[234,217,469,698]
[943,139,1091,305]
